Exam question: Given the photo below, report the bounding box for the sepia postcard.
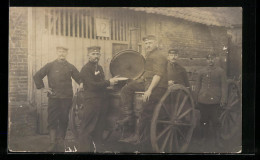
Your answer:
[8,7,242,153]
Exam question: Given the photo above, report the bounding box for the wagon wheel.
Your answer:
[219,80,242,140]
[68,91,83,139]
[151,84,196,153]
[69,105,81,138]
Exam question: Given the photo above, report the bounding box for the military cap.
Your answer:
[206,53,217,59]
[168,48,179,54]
[142,35,157,41]
[56,46,69,51]
[87,46,101,54]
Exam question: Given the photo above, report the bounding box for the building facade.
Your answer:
[9,7,242,135]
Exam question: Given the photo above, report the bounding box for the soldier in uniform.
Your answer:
[118,35,168,146]
[195,53,227,150]
[78,46,119,152]
[33,45,83,152]
[167,48,190,88]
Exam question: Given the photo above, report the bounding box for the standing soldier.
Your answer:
[167,48,190,88]
[33,45,83,152]
[118,35,168,147]
[78,46,119,152]
[195,53,227,150]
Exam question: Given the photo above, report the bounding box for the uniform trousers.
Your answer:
[121,80,166,118]
[197,103,221,142]
[121,80,166,151]
[78,97,108,152]
[48,98,72,139]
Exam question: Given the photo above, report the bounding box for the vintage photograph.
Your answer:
[9,7,242,153]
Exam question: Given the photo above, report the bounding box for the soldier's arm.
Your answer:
[70,65,82,85]
[143,55,166,102]
[147,75,161,92]
[33,63,50,89]
[148,55,167,91]
[152,55,166,79]
[81,67,110,90]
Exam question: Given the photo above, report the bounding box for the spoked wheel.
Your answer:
[68,91,84,139]
[219,80,242,140]
[151,84,196,153]
[69,104,81,138]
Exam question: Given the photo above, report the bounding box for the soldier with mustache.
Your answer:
[167,48,190,88]
[118,35,168,148]
[33,45,83,152]
[78,46,119,152]
[195,53,228,150]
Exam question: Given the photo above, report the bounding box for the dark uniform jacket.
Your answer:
[33,59,81,98]
[142,48,168,89]
[195,66,227,104]
[80,62,110,98]
[167,62,190,88]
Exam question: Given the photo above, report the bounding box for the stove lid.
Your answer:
[110,50,145,79]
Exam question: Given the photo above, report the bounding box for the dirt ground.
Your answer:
[8,126,241,153]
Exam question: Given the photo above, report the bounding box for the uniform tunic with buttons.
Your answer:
[167,62,190,88]
[195,66,228,143]
[195,66,227,104]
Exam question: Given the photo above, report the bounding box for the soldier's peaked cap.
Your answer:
[87,46,101,53]
[56,46,69,51]
[142,35,157,41]
[168,48,179,54]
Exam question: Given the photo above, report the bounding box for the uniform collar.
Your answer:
[55,59,68,64]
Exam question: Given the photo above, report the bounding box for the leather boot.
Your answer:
[116,116,133,126]
[119,118,141,144]
[47,129,57,152]
[56,138,65,152]
[116,105,134,126]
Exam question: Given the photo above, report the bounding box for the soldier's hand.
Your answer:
[143,90,152,102]
[168,80,174,86]
[109,78,118,86]
[78,83,84,91]
[41,88,54,95]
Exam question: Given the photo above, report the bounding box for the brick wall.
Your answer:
[150,15,229,57]
[9,8,37,137]
[9,8,28,104]
[146,15,229,81]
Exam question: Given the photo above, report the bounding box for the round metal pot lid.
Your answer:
[110,50,145,79]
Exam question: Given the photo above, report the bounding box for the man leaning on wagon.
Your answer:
[118,35,168,148]
[33,44,83,152]
[195,53,227,150]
